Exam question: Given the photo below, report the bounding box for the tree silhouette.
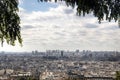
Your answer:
[39,0,120,23]
[115,71,120,80]
[0,0,22,46]
[0,0,120,46]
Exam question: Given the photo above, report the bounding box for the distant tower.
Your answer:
[83,50,86,54]
[76,49,79,53]
[32,51,34,54]
[35,50,38,54]
[61,51,64,57]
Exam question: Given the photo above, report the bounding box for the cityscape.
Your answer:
[0,50,120,80]
[0,0,120,80]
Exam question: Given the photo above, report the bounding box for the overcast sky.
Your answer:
[0,0,120,52]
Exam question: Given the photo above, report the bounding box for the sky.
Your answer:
[0,0,120,52]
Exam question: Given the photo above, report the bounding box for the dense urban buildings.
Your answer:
[0,50,120,80]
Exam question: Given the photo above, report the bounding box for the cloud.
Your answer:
[84,23,98,28]
[21,25,34,30]
[17,3,120,51]
[19,0,24,5]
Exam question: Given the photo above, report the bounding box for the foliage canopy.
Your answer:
[116,71,120,80]
[39,0,120,23]
[0,0,22,46]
